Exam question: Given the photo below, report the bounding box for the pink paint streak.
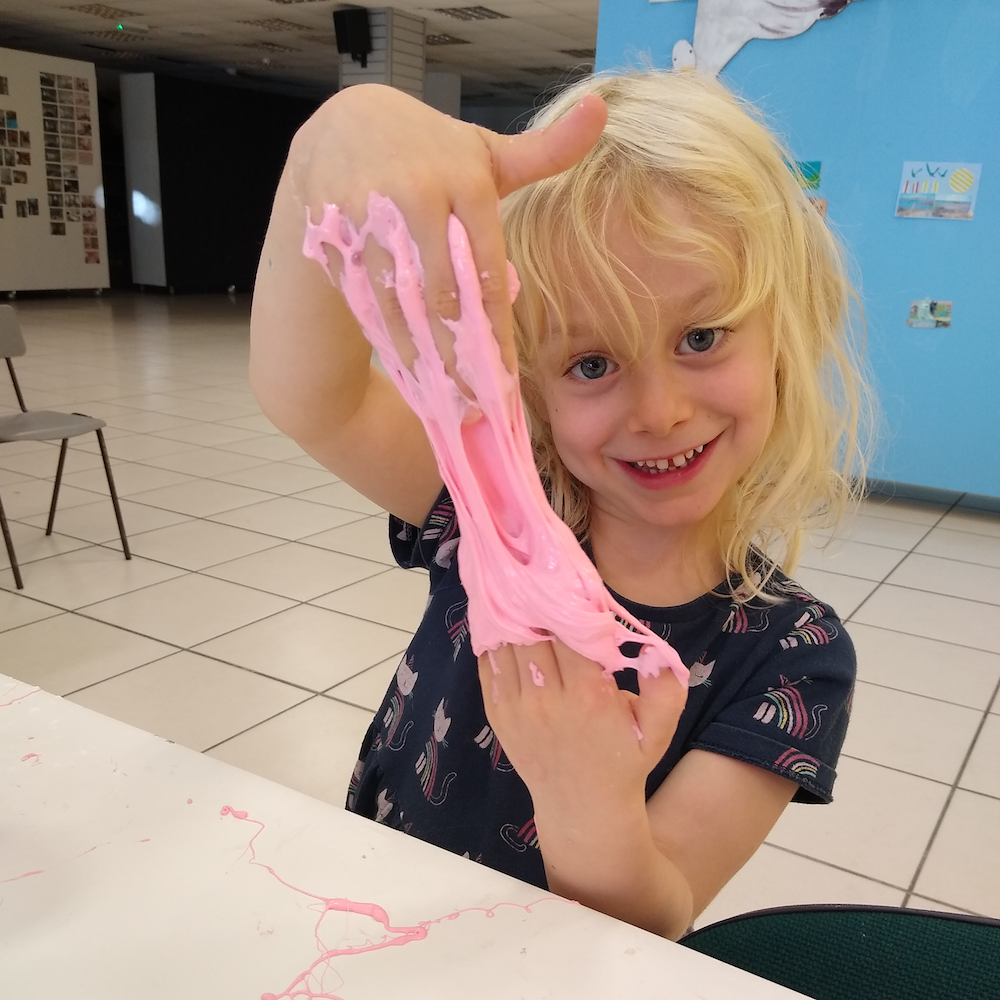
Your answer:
[220,805,563,1000]
[21,752,40,763]
[303,196,687,688]
[0,685,40,709]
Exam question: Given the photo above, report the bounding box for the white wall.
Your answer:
[119,73,166,288]
[0,46,109,291]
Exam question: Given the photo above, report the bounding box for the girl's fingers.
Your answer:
[512,640,564,694]
[632,667,688,749]
[488,94,608,198]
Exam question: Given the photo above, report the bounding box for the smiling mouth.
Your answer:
[626,443,707,474]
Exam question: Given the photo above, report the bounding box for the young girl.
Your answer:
[250,70,867,942]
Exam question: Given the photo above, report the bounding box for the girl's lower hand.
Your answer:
[476,639,689,818]
[287,84,607,379]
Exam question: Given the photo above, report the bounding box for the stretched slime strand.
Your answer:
[303,195,687,686]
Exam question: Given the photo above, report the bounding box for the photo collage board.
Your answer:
[0,47,107,290]
[39,71,100,262]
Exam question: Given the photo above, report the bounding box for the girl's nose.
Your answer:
[625,363,695,437]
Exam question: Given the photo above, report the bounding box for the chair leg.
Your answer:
[46,439,69,536]
[96,428,131,560]
[0,490,24,589]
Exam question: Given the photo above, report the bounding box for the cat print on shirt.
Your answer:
[445,598,469,660]
[754,674,827,740]
[415,698,457,805]
[474,722,514,771]
[779,608,839,650]
[383,654,418,751]
[500,816,540,853]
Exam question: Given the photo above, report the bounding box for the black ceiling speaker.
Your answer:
[333,8,373,69]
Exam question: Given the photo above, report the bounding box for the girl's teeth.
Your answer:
[630,443,707,472]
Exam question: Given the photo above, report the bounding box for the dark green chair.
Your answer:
[679,904,1000,1000]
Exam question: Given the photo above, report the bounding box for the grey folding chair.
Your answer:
[0,304,130,589]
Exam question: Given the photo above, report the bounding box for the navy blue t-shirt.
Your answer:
[347,491,856,889]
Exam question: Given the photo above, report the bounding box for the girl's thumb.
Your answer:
[488,93,608,198]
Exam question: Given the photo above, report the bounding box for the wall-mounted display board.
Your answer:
[0,47,109,291]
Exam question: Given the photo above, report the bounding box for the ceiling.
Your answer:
[0,1,599,103]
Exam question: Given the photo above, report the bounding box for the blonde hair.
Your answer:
[502,70,873,602]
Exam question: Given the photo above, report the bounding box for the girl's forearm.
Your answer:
[534,800,694,940]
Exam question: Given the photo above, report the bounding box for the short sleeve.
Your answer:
[388,487,460,579]
[690,611,856,804]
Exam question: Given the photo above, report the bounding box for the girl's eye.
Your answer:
[678,328,726,354]
[569,356,616,380]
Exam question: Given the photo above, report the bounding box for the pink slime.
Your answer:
[303,194,688,686]
[220,806,561,1000]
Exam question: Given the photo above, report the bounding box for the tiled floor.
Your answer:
[2,294,998,929]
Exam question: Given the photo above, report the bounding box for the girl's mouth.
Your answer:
[615,436,719,489]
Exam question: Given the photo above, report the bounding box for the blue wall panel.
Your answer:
[596,0,999,494]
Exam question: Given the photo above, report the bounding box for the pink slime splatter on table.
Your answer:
[0,684,39,709]
[220,805,563,1000]
[303,195,687,688]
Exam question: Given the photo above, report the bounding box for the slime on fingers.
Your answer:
[303,194,688,686]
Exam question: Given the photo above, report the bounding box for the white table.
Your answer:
[0,673,806,999]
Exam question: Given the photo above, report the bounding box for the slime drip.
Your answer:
[219,805,563,1000]
[303,195,688,686]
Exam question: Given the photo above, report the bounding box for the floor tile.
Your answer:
[915,527,1000,569]
[312,567,430,632]
[914,790,1000,917]
[0,547,184,609]
[285,454,329,471]
[104,411,197,434]
[0,478,103,519]
[824,513,934,551]
[904,896,981,916]
[848,622,1000,710]
[325,654,400,711]
[0,613,174,695]
[302,515,398,565]
[766,756,950,888]
[886,552,1000,606]
[151,423,261,447]
[852,585,1000,654]
[127,478,274,517]
[959,714,1000,799]
[136,447,269,478]
[19,498,191,544]
[206,695,374,807]
[126,519,283,571]
[100,434,199,463]
[208,496,365,539]
[842,681,981,784]
[66,651,310,752]
[62,461,195,498]
[83,574,295,647]
[216,435,308,461]
[0,445,105,478]
[0,468,34,487]
[214,461,338,495]
[938,509,1000,539]
[193,604,412,691]
[695,844,905,929]
[797,538,905,582]
[204,542,388,601]
[221,413,282,434]
[291,481,384,515]
[0,589,61,632]
[788,566,879,620]
[859,497,947,526]
[5,520,93,563]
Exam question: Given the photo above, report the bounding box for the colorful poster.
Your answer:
[907,299,952,328]
[895,162,981,220]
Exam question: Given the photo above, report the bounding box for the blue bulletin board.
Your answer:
[596,0,1000,496]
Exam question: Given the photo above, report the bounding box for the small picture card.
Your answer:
[907,299,952,328]
[896,162,981,220]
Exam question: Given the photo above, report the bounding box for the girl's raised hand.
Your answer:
[286,84,608,375]
[477,640,688,822]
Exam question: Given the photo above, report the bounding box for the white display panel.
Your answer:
[0,46,109,291]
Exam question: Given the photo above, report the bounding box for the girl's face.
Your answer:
[533,202,777,542]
